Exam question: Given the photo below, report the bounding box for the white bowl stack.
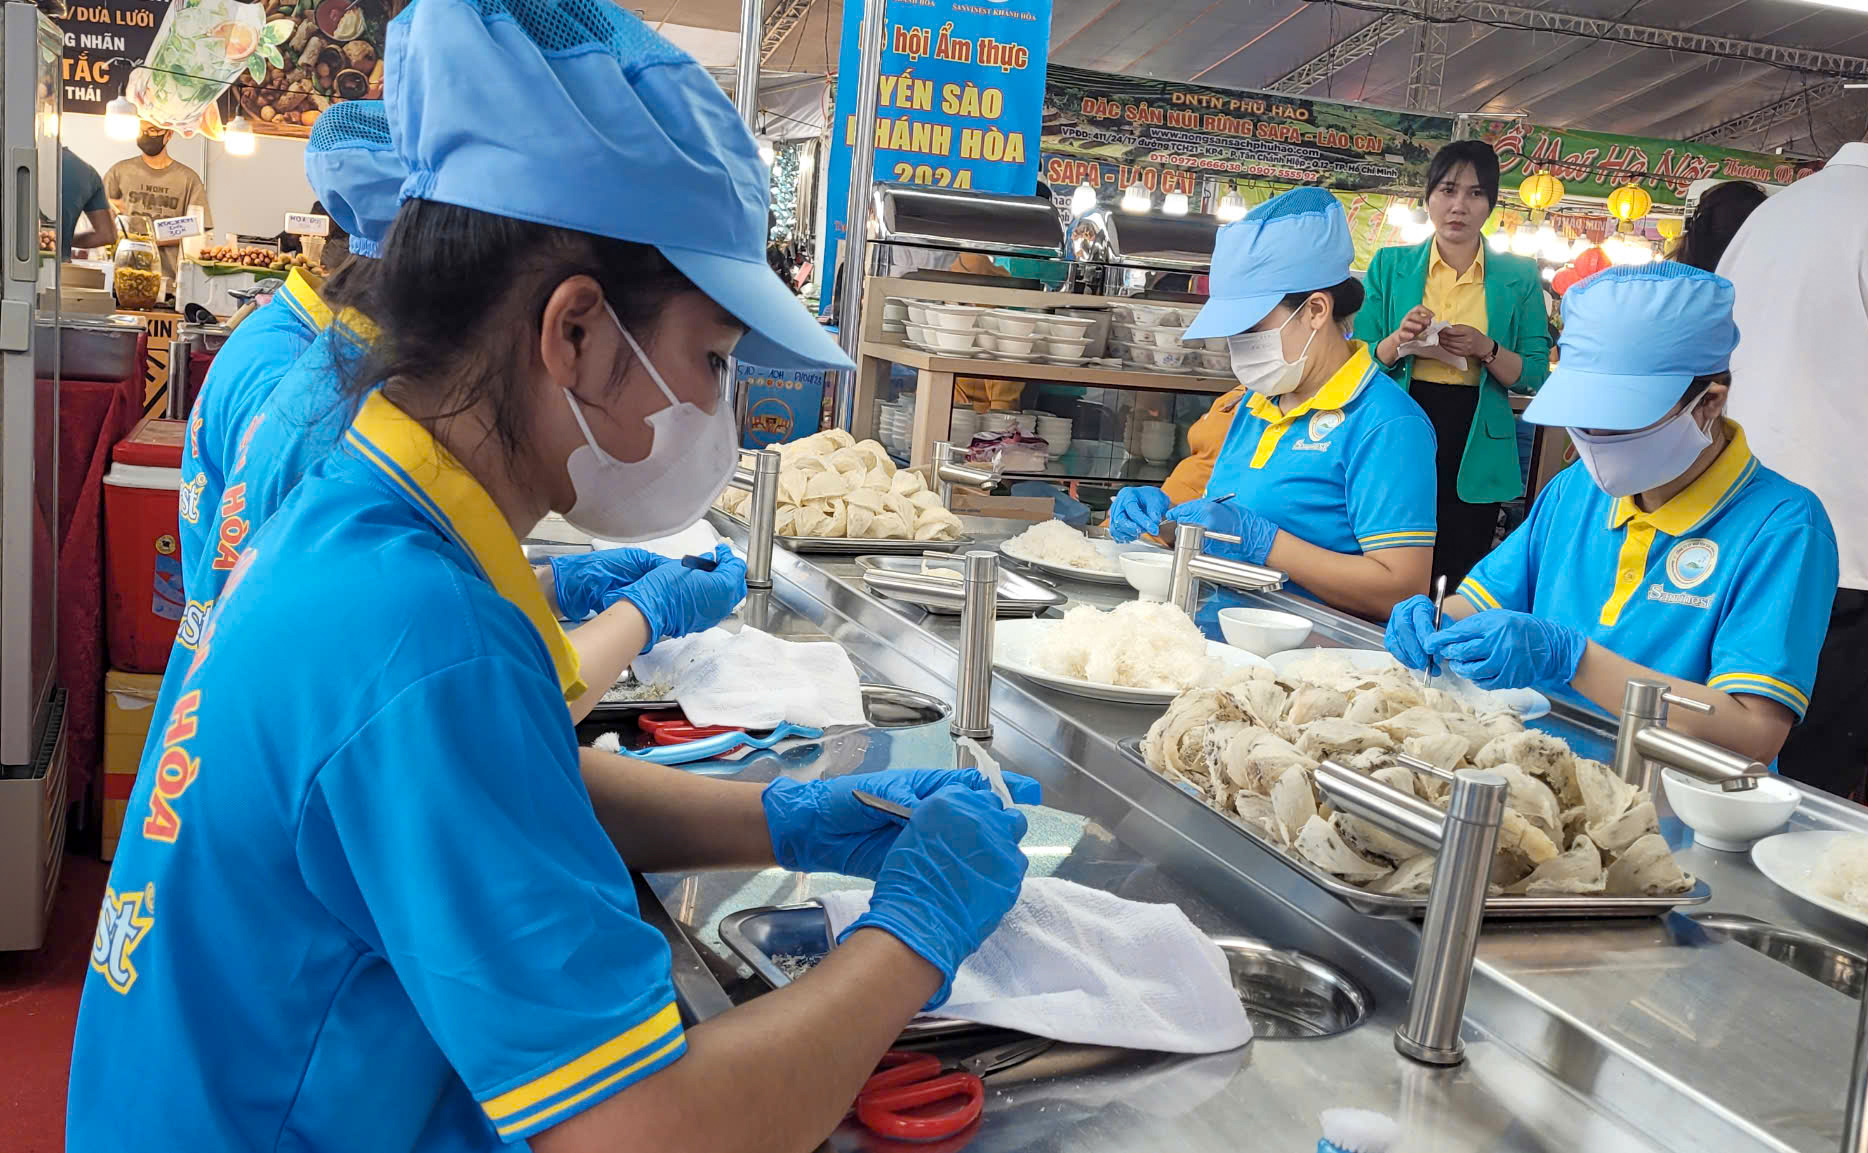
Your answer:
[901,301,985,356]
[949,407,982,446]
[1036,414,1073,458]
[877,399,916,457]
[1140,419,1177,464]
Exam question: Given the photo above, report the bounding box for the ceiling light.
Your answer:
[1847,82,1868,89]
[1068,182,1097,215]
[1216,191,1247,222]
[1486,229,1511,253]
[1120,182,1151,214]
[223,115,256,157]
[1161,192,1189,216]
[105,97,138,141]
[1784,1,1868,11]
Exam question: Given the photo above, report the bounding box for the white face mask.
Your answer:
[1568,405,1716,498]
[560,304,737,543]
[1228,310,1318,397]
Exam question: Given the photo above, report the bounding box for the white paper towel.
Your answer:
[627,626,866,730]
[823,877,1253,1054]
[1397,321,1470,372]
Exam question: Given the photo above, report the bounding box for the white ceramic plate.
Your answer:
[998,535,1159,585]
[1751,829,1868,928]
[992,618,1271,704]
[1264,647,1551,719]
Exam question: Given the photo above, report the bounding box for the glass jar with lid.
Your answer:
[112,216,163,310]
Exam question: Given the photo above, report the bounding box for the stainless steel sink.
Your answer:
[1215,937,1372,1038]
[1681,913,1866,998]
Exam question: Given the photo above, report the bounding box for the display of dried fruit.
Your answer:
[225,0,395,134]
[194,245,323,275]
[114,268,164,310]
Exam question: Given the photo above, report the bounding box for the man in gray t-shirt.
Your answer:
[105,122,212,282]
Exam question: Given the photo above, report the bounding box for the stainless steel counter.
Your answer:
[620,514,1868,1153]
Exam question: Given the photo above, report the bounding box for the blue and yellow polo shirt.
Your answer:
[1461,422,1837,717]
[70,396,634,1152]
[1196,343,1437,621]
[177,268,331,620]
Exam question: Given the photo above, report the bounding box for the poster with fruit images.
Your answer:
[218,0,404,137]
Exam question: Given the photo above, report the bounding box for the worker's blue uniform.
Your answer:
[1460,423,1837,717]
[66,395,654,1151]
[177,268,331,645]
[1198,344,1437,630]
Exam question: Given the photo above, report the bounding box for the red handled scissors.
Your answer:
[852,1036,1054,1142]
[635,711,743,746]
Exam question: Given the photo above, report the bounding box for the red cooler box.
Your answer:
[104,417,186,672]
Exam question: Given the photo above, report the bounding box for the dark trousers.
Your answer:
[1409,379,1500,589]
[1779,588,1868,799]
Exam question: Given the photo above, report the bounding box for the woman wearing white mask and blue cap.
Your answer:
[66,4,1039,1151]
[1110,186,1438,626]
[1385,264,1838,763]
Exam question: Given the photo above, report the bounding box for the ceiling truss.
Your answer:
[759,0,817,63]
[1689,79,1852,144]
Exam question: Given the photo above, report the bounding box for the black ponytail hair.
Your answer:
[340,198,696,457]
[1280,276,1365,323]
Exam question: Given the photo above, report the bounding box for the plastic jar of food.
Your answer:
[112,230,163,310]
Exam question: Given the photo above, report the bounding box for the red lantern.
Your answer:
[1550,268,1582,296]
[1573,246,1609,277]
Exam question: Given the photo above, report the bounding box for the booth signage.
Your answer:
[54,0,166,114]
[738,364,830,449]
[284,213,330,237]
[821,0,1052,310]
[1039,65,1455,207]
[152,214,202,241]
[1469,117,1819,207]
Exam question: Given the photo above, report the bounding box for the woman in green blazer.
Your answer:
[1355,140,1551,585]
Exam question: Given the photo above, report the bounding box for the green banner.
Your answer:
[1469,117,1818,208]
[1040,65,1455,206]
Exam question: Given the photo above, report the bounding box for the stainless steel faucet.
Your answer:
[1314,761,1509,1066]
[933,440,998,509]
[725,449,781,590]
[951,550,998,741]
[1613,679,1766,794]
[1166,523,1285,617]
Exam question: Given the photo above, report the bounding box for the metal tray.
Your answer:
[1117,739,1711,921]
[713,510,976,556]
[855,554,1067,616]
[720,904,982,1042]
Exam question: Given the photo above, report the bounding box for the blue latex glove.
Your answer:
[1424,609,1588,691]
[839,785,1030,1008]
[616,544,748,646]
[1108,486,1171,543]
[1161,499,1281,567]
[549,547,675,621]
[1384,595,1438,672]
[762,768,1042,879]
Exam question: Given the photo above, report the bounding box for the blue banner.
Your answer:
[738,363,831,449]
[820,0,1052,313]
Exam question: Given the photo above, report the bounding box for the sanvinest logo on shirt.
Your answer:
[1293,409,1344,452]
[1648,537,1720,609]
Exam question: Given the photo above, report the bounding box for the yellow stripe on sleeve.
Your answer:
[1359,530,1436,550]
[495,1033,687,1139]
[481,1002,682,1124]
[1709,673,1811,712]
[1458,578,1500,611]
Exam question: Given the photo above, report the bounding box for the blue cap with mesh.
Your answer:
[1184,187,1354,340]
[384,0,851,370]
[1523,263,1739,431]
[303,100,403,259]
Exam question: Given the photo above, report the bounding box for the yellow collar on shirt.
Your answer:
[1428,239,1485,286]
[277,268,334,333]
[1241,343,1375,468]
[344,393,586,701]
[1608,420,1757,537]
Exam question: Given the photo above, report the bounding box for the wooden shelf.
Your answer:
[861,341,1236,394]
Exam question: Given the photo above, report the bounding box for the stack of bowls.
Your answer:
[1036,414,1073,458]
[981,411,1018,437]
[903,302,985,356]
[877,398,916,456]
[949,407,982,446]
[882,298,910,335]
[1140,419,1177,464]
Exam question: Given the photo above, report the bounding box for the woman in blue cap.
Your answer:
[1385,264,1838,763]
[1110,186,1438,626]
[67,4,1038,1151]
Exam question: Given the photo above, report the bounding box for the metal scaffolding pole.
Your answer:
[735,0,762,130]
[1265,14,1410,94]
[833,0,886,430]
[759,0,818,64]
[1405,0,1449,113]
[1690,80,1850,146]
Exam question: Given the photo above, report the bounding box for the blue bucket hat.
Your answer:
[303,101,403,259]
[1184,187,1354,340]
[1523,263,1739,431]
[385,0,851,371]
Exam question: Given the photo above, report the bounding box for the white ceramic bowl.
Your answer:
[1036,315,1098,338]
[1119,551,1174,600]
[903,322,933,345]
[1196,350,1230,373]
[1041,336,1093,357]
[982,310,1039,338]
[1662,770,1801,851]
[1109,321,1139,342]
[1147,346,1192,370]
[1217,607,1314,656]
[1113,303,1188,327]
[992,334,1036,355]
[882,302,909,322]
[1137,324,1188,349]
[1043,435,1071,457]
[929,327,980,352]
[922,304,984,332]
[973,332,1000,353]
